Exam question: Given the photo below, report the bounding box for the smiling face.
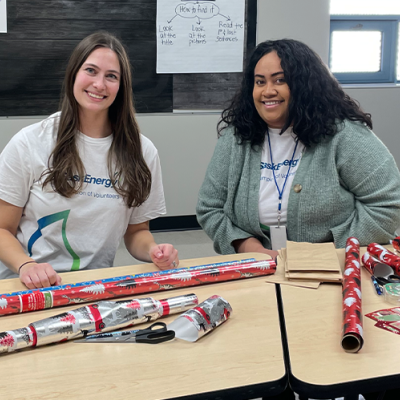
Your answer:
[252,51,290,129]
[73,47,121,118]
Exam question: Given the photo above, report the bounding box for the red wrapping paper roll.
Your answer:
[367,243,400,275]
[342,237,363,353]
[0,259,276,316]
[391,237,400,252]
[361,252,381,275]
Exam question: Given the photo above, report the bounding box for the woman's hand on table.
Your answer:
[19,262,62,289]
[232,237,279,260]
[150,243,179,270]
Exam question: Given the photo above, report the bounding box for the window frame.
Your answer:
[330,15,399,84]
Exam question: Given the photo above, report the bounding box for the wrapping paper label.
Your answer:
[21,292,53,312]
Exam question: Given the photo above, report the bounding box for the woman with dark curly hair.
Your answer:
[196,39,400,258]
[0,31,179,288]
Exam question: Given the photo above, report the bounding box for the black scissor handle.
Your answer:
[375,277,390,286]
[387,274,400,283]
[146,322,167,332]
[136,329,175,344]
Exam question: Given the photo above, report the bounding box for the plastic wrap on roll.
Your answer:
[168,295,232,342]
[0,293,197,354]
[0,259,275,317]
[341,237,363,353]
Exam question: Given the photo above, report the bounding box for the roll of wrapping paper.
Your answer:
[342,237,363,353]
[391,237,400,252]
[168,295,232,342]
[0,259,275,316]
[361,252,381,275]
[367,243,400,275]
[0,293,198,354]
[0,259,255,316]
[5,259,256,298]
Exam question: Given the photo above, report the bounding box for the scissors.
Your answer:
[375,275,400,286]
[75,322,175,344]
[373,263,400,286]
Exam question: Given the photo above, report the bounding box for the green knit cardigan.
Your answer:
[196,120,400,254]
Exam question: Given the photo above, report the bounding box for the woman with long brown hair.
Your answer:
[0,31,178,288]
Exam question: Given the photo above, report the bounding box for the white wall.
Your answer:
[344,87,400,159]
[1,0,399,217]
[257,0,330,63]
[257,0,400,168]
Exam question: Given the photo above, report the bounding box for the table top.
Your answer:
[280,246,400,398]
[0,253,286,400]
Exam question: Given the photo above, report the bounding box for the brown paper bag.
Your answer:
[286,241,342,273]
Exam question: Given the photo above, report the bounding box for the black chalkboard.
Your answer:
[0,0,256,116]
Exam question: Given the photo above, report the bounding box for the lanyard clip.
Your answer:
[277,198,282,227]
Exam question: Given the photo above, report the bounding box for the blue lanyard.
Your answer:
[267,132,299,225]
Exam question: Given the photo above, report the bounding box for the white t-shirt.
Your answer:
[0,112,166,279]
[259,127,305,227]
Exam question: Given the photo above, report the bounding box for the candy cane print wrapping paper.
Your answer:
[168,295,232,342]
[0,293,197,354]
[341,237,363,353]
[0,259,275,317]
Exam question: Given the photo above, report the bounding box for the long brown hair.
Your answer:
[43,31,151,207]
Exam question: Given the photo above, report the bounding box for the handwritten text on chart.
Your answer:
[157,0,245,74]
[175,3,219,19]
[159,2,243,47]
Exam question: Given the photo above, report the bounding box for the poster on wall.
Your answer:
[0,0,7,33]
[156,0,245,73]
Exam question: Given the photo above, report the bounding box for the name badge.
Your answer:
[270,225,287,250]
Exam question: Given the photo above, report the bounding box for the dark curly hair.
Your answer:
[218,39,372,147]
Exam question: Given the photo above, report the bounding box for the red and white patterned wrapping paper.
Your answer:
[341,237,363,353]
[0,260,276,317]
[391,236,400,252]
[168,295,232,342]
[0,293,198,354]
[361,252,382,275]
[367,243,400,275]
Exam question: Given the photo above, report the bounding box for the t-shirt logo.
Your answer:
[260,158,300,171]
[27,210,80,271]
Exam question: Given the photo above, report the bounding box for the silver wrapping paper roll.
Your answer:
[168,295,232,342]
[159,293,198,316]
[0,293,198,353]
[0,327,34,352]
[32,297,161,346]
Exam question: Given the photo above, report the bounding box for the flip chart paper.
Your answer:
[0,0,7,33]
[157,0,245,73]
